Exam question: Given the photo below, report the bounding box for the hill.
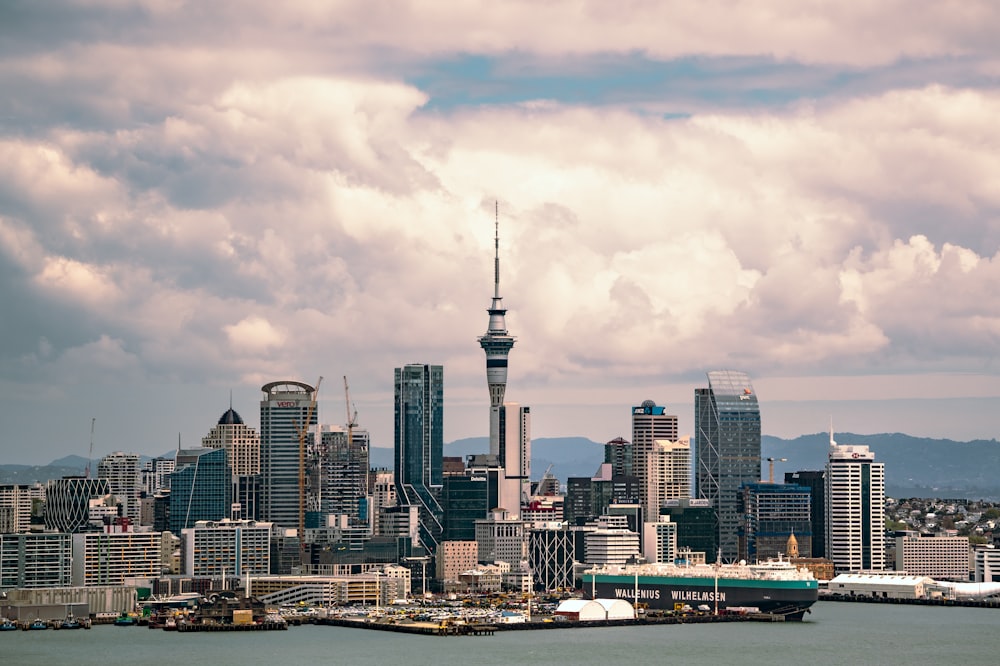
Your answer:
[7,433,1000,500]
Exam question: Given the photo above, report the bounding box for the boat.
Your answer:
[60,616,83,630]
[113,611,137,627]
[28,619,49,630]
[0,619,17,631]
[582,556,819,621]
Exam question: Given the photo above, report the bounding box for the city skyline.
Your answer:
[3,4,1000,464]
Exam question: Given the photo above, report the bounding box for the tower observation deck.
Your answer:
[479,204,516,457]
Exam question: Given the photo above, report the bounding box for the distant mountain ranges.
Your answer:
[4,433,999,500]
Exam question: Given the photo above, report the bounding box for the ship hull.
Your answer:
[585,574,818,621]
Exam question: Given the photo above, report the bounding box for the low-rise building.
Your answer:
[895,533,970,581]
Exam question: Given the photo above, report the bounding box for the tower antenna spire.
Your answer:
[494,201,501,299]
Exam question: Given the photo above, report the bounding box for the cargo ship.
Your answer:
[582,557,819,620]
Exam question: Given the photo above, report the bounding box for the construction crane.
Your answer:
[343,375,357,446]
[296,376,323,544]
[766,457,787,484]
[84,417,95,478]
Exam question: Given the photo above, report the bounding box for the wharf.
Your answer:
[175,621,288,632]
[821,595,1000,609]
[317,612,770,636]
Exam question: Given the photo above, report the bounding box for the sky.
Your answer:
[2,1,1000,465]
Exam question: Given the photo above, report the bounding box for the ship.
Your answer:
[582,556,819,621]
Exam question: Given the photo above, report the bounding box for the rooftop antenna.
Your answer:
[829,417,836,449]
[177,432,181,453]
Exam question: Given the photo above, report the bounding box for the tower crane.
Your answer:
[343,375,358,446]
[296,376,323,544]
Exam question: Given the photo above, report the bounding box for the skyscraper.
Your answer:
[203,404,262,521]
[632,400,679,523]
[737,482,812,562]
[694,370,761,561]
[97,452,141,523]
[203,405,261,476]
[785,470,827,558]
[478,206,516,458]
[394,363,444,550]
[168,447,231,534]
[826,432,885,574]
[499,402,531,514]
[646,436,692,513]
[260,380,317,531]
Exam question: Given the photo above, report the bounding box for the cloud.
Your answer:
[225,316,286,354]
[3,5,1000,459]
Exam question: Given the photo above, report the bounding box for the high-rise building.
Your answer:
[394,364,444,550]
[44,477,110,533]
[604,437,634,477]
[368,469,396,536]
[310,424,370,528]
[737,482,813,563]
[97,452,141,523]
[71,531,164,586]
[203,405,261,476]
[643,515,679,564]
[0,483,44,534]
[694,370,761,561]
[260,381,317,531]
[168,447,232,534]
[661,498,719,564]
[181,519,272,578]
[826,433,885,573]
[202,405,262,522]
[0,532,72,588]
[440,474,491,541]
[632,401,679,523]
[785,470,827,558]
[645,437,691,517]
[499,402,531,516]
[140,457,175,495]
[478,208,516,459]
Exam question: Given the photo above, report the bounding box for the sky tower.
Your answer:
[479,203,516,457]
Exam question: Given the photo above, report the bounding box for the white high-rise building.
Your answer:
[644,437,691,517]
[826,432,885,574]
[97,452,141,523]
[642,515,678,564]
[499,402,531,517]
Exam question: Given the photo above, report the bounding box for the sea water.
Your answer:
[2,602,995,666]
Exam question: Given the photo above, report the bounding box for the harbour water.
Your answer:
[3,602,996,665]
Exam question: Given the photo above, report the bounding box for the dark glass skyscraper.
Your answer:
[168,447,231,534]
[394,363,444,550]
[694,370,761,562]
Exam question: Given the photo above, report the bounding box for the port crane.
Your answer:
[296,376,323,544]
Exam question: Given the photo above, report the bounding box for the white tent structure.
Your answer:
[594,598,635,620]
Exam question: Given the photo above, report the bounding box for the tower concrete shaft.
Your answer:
[479,205,516,457]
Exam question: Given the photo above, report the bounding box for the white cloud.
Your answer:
[224,316,286,354]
